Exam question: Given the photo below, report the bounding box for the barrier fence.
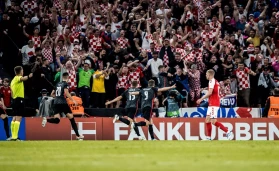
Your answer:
[1,117,279,140]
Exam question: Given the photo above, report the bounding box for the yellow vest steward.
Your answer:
[268,96,279,118]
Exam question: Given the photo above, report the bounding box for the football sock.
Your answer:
[47,118,60,124]
[133,124,140,136]
[206,122,212,137]
[3,117,10,138]
[214,122,228,133]
[135,121,146,127]
[149,125,155,139]
[70,118,80,137]
[13,121,20,139]
[10,121,15,139]
[119,117,130,125]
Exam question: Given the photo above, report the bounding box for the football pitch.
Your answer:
[0,141,279,171]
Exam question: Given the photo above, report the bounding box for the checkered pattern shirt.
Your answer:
[42,47,53,63]
[148,34,162,51]
[55,45,68,54]
[223,41,236,53]
[209,21,221,35]
[128,70,141,88]
[53,0,62,11]
[219,81,232,98]
[236,67,250,90]
[67,66,77,89]
[193,0,213,19]
[175,48,187,59]
[29,36,42,48]
[71,22,83,38]
[116,37,129,49]
[186,49,203,63]
[89,35,104,53]
[183,41,193,51]
[100,3,110,14]
[163,49,169,66]
[201,31,215,45]
[21,0,37,15]
[117,74,128,89]
[188,69,201,90]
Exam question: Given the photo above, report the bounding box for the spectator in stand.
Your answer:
[235,62,256,107]
[0,78,12,108]
[56,55,81,93]
[105,65,118,108]
[262,88,279,118]
[173,66,189,107]
[144,51,163,85]
[36,58,53,94]
[21,40,35,72]
[257,66,277,107]
[91,62,109,108]
[187,63,201,105]
[78,60,94,108]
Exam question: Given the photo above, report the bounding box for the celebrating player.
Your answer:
[105,81,144,140]
[131,80,176,140]
[42,72,84,140]
[10,66,33,141]
[196,69,234,140]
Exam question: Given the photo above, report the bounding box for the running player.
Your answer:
[105,81,144,140]
[10,66,33,141]
[196,69,234,140]
[131,80,176,140]
[42,72,84,140]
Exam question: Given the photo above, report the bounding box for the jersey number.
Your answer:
[56,87,62,96]
[129,94,135,100]
[144,91,148,100]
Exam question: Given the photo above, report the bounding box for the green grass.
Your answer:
[0,141,279,171]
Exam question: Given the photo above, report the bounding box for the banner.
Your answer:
[220,94,237,108]
[0,117,26,140]
[25,118,279,140]
[180,107,261,118]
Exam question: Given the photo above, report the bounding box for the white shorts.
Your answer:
[206,106,219,119]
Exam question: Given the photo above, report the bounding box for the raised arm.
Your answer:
[20,73,33,82]
[105,96,123,105]
[158,84,176,92]
[233,0,239,22]
[22,26,29,38]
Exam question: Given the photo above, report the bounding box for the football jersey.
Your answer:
[121,88,140,108]
[140,87,158,108]
[54,81,69,104]
[208,78,220,107]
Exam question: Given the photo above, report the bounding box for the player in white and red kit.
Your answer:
[197,69,234,140]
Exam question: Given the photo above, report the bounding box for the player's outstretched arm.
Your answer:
[158,84,176,92]
[105,96,122,106]
[130,92,140,95]
[20,73,33,81]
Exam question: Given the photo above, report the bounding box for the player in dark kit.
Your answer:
[105,81,145,140]
[130,80,176,140]
[41,72,84,140]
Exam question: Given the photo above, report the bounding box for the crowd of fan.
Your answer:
[1,0,279,110]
